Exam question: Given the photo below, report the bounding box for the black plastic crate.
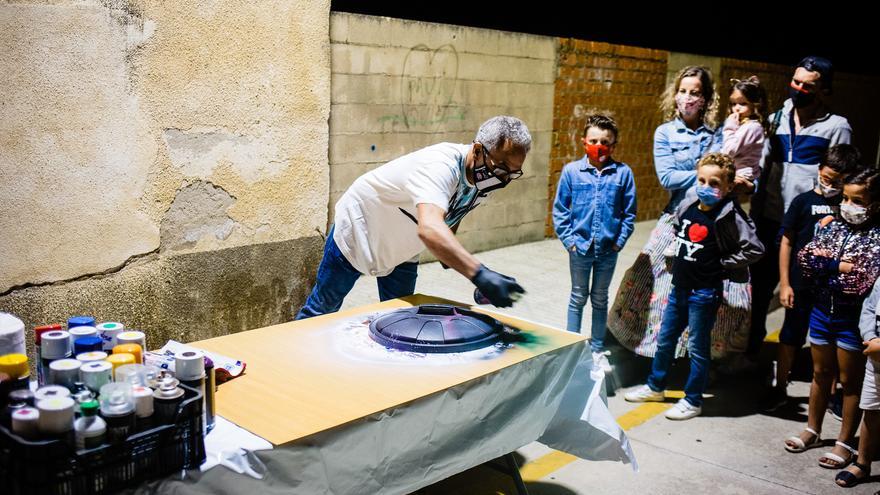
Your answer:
[0,384,206,495]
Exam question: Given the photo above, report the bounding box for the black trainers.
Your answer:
[759,387,788,412]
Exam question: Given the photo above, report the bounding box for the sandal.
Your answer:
[835,461,871,487]
[784,427,821,453]
[819,441,857,469]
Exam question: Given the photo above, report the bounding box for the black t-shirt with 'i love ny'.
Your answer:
[672,202,724,290]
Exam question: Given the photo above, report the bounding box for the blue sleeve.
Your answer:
[552,167,575,249]
[709,126,723,152]
[616,168,638,249]
[654,125,696,192]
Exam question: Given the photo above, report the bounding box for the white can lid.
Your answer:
[174,350,205,380]
[34,385,71,401]
[69,326,98,337]
[36,396,75,412]
[97,322,124,332]
[41,331,71,359]
[49,359,82,372]
[76,351,109,362]
[116,331,145,344]
[12,407,39,422]
[80,361,113,373]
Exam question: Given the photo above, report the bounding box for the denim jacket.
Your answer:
[654,118,722,212]
[672,188,764,283]
[553,158,637,255]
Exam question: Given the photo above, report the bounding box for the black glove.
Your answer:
[471,264,525,308]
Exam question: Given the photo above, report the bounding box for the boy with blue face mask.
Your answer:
[625,153,764,420]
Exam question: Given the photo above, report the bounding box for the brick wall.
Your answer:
[547,39,668,234]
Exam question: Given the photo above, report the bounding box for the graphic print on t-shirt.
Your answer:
[676,218,706,261]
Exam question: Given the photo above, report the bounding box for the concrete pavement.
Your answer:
[341,220,868,495]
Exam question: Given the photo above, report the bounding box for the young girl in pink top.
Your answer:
[722,76,768,194]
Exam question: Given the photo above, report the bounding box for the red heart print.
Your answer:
[688,224,708,242]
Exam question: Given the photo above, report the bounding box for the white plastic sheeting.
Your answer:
[146,339,635,494]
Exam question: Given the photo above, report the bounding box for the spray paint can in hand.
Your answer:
[152,376,184,425]
[99,383,135,443]
[175,350,205,432]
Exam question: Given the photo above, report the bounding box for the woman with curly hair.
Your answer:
[608,66,756,362]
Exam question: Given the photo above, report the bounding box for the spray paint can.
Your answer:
[0,353,31,391]
[49,359,82,390]
[73,336,103,355]
[105,353,136,380]
[67,316,96,329]
[132,385,154,431]
[34,385,71,402]
[74,399,107,450]
[0,312,26,356]
[68,326,98,350]
[99,383,135,443]
[152,376,184,425]
[80,361,113,394]
[34,324,62,386]
[113,343,143,365]
[40,330,71,386]
[36,396,76,445]
[115,331,146,351]
[96,322,124,352]
[75,351,109,364]
[11,406,40,440]
[3,389,35,428]
[204,357,216,433]
[175,350,205,432]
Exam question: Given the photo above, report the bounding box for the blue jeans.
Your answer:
[647,286,721,407]
[566,248,618,353]
[295,227,419,320]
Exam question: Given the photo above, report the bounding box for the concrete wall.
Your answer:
[0,0,330,349]
[329,13,556,256]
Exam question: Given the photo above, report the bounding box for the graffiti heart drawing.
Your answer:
[401,44,460,130]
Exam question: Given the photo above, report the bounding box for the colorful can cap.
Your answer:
[67,316,96,329]
[74,336,104,355]
[0,353,29,379]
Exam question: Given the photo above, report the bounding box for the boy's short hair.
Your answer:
[582,113,619,143]
[797,56,834,95]
[822,144,862,175]
[697,152,736,183]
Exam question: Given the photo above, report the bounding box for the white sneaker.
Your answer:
[592,351,612,373]
[664,398,702,420]
[624,384,664,403]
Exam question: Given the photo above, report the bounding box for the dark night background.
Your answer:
[331,2,877,76]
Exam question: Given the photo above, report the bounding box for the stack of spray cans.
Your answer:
[1,314,213,449]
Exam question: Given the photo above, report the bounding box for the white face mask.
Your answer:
[817,177,840,198]
[841,202,869,225]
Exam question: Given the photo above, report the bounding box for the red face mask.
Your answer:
[585,143,611,164]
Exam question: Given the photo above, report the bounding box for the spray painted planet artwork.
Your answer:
[334,305,523,364]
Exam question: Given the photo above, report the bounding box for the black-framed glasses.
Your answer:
[478,142,524,181]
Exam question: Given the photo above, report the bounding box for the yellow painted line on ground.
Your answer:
[520,390,684,482]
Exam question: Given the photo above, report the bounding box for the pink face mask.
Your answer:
[675,93,705,118]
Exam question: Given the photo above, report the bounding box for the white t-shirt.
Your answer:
[333,142,487,276]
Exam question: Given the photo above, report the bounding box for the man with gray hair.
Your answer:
[296,116,531,319]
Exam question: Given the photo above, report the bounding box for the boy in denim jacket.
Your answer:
[553,113,637,373]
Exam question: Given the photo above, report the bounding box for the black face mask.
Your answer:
[789,86,817,109]
[472,152,506,194]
